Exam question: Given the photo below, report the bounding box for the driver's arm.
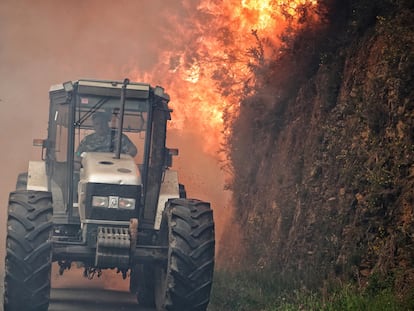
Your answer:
[121,135,137,157]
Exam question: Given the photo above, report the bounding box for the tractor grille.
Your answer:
[85,183,141,221]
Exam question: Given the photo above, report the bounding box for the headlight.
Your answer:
[92,196,109,208]
[118,197,136,210]
[92,195,135,209]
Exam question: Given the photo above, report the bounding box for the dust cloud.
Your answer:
[0,0,232,282]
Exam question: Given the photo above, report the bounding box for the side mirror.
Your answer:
[33,138,46,147]
[33,139,50,160]
[165,148,179,168]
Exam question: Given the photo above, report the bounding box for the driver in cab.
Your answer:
[76,112,137,159]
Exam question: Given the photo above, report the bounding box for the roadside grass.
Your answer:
[208,269,414,311]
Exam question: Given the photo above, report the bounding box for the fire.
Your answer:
[129,0,320,156]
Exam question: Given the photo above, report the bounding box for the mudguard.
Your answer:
[154,169,180,230]
[27,161,48,191]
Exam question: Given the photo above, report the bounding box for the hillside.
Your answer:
[220,0,414,295]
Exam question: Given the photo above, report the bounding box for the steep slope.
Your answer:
[223,0,414,292]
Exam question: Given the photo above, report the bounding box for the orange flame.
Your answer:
[130,0,320,156]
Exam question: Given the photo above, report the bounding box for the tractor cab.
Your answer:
[44,79,170,233]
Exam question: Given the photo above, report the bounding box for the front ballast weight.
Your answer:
[94,218,139,269]
[95,226,131,268]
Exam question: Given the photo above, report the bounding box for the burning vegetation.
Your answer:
[212,0,414,309]
[128,0,322,156]
[126,0,327,259]
[128,0,414,308]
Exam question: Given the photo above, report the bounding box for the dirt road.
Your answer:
[1,287,150,311]
[49,287,149,311]
[1,267,153,311]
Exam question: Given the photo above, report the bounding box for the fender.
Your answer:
[154,169,180,230]
[27,161,48,191]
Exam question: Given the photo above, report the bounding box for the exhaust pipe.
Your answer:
[115,78,129,159]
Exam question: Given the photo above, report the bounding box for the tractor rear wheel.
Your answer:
[3,191,53,311]
[154,198,215,311]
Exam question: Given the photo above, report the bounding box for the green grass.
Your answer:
[208,270,414,311]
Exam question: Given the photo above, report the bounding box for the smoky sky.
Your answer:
[0,0,175,216]
[0,0,231,269]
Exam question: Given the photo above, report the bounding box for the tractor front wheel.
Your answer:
[155,198,215,311]
[3,191,53,311]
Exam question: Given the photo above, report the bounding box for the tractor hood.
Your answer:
[80,152,141,185]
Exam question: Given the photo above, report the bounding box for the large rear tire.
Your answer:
[155,198,215,311]
[3,191,53,311]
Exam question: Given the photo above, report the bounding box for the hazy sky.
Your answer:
[0,0,169,212]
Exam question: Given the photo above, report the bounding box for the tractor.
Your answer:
[3,79,215,310]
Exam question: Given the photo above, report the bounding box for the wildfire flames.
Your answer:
[130,0,320,156]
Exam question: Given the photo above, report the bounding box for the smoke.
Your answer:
[0,0,231,276]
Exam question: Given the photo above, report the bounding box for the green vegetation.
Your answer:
[209,269,414,311]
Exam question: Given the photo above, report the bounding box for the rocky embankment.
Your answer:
[221,0,414,293]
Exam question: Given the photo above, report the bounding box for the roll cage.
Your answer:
[46,79,171,228]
